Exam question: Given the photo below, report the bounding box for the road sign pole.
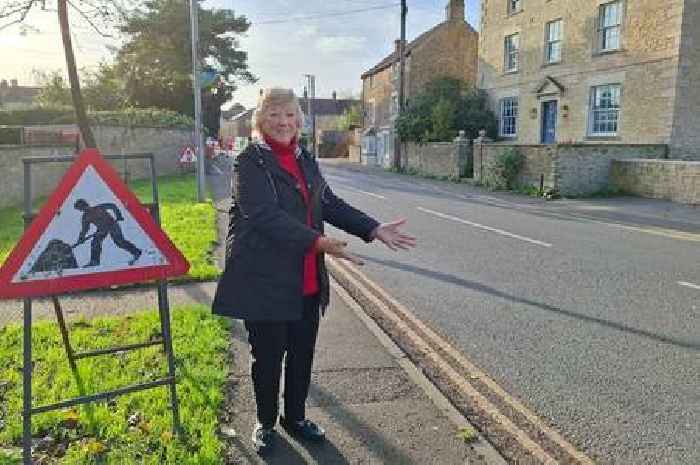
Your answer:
[22,298,32,465]
[190,0,206,202]
[21,160,33,465]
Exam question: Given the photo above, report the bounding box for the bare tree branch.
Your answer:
[0,0,38,32]
[0,0,138,32]
[67,0,112,37]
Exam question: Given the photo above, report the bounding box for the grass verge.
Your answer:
[0,305,231,464]
[0,173,219,282]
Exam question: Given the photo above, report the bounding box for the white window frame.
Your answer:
[508,0,522,15]
[368,99,376,125]
[504,33,520,73]
[390,92,399,116]
[588,84,621,137]
[545,19,562,64]
[598,1,622,52]
[499,97,519,138]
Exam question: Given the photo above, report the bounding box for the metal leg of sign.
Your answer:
[22,298,32,465]
[157,280,182,436]
[52,297,77,369]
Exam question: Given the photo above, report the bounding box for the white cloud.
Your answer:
[297,25,319,38]
[315,36,367,54]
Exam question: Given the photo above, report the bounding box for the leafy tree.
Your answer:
[82,64,129,111]
[114,0,256,134]
[34,67,127,111]
[429,98,457,141]
[337,103,362,131]
[396,77,497,143]
[33,71,72,108]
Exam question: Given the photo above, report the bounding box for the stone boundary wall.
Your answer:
[556,145,667,196]
[611,159,699,205]
[349,144,361,163]
[474,144,558,190]
[406,137,471,178]
[474,142,667,196]
[0,125,192,208]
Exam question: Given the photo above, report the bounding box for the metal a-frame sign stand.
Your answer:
[0,150,190,465]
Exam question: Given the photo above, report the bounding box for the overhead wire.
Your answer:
[252,3,400,25]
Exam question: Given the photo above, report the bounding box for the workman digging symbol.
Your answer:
[73,198,142,267]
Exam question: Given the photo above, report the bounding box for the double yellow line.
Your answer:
[329,257,597,465]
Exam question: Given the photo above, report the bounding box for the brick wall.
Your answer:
[362,67,394,130]
[474,142,667,196]
[0,126,192,208]
[408,20,479,97]
[612,159,700,204]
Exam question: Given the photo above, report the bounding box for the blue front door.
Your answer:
[541,101,557,144]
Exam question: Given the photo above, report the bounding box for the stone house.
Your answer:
[299,93,359,144]
[360,0,479,167]
[219,108,254,143]
[479,0,700,160]
[0,79,41,110]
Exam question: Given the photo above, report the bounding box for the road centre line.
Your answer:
[417,207,553,248]
[678,281,700,290]
[334,185,387,200]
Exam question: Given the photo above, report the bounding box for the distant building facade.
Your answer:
[299,93,358,144]
[479,0,700,159]
[361,0,479,166]
[0,79,41,110]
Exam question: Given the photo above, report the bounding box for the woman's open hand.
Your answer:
[372,219,416,251]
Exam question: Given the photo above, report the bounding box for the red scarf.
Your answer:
[264,134,319,296]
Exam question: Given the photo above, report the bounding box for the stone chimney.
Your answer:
[332,91,337,100]
[0,80,7,89]
[445,0,465,22]
[394,39,405,55]
[10,79,18,87]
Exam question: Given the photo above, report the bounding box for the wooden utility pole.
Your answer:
[58,0,96,149]
[394,0,407,171]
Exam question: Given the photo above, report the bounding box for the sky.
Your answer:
[0,0,480,109]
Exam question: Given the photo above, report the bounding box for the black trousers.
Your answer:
[244,295,320,429]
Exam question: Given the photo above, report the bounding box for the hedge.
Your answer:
[0,126,22,145]
[0,107,194,129]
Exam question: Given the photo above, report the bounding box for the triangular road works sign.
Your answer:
[0,149,189,299]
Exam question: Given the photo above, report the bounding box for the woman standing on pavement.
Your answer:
[212,88,415,454]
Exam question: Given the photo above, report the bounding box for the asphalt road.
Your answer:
[318,160,699,465]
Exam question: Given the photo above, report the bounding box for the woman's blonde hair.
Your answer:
[252,88,305,139]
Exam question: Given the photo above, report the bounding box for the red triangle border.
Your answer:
[0,149,190,299]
